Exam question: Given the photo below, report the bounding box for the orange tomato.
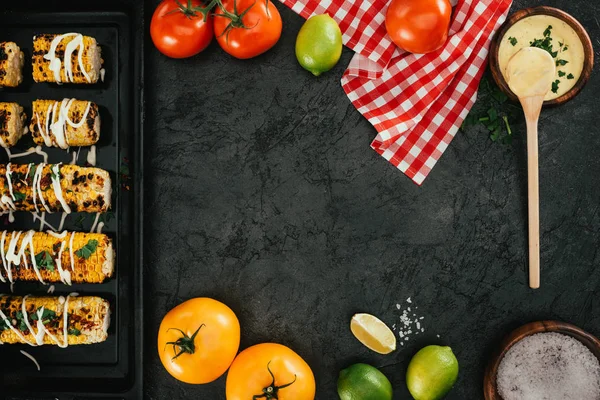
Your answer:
[157,298,240,384]
[213,0,282,59]
[226,343,316,400]
[385,0,452,54]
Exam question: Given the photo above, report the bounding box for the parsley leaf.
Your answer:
[13,192,26,201]
[34,250,55,272]
[68,328,81,336]
[558,71,566,77]
[508,36,518,46]
[543,25,553,37]
[551,80,560,94]
[15,311,28,332]
[30,308,57,325]
[556,59,568,66]
[567,73,575,80]
[75,239,99,259]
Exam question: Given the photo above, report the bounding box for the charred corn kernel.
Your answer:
[0,163,111,214]
[0,42,24,87]
[32,33,102,84]
[0,295,110,345]
[30,99,100,148]
[0,102,27,148]
[0,231,114,284]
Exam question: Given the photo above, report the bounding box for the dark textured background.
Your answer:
[143,0,600,398]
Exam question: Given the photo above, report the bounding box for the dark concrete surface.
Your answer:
[143,0,600,398]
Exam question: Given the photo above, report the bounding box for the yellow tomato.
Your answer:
[226,343,316,400]
[157,297,240,384]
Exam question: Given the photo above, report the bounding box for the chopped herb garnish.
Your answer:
[75,239,99,259]
[0,316,10,331]
[508,36,518,46]
[551,80,560,94]
[30,308,57,325]
[15,311,28,332]
[567,73,575,80]
[35,250,56,272]
[543,25,553,37]
[563,45,569,51]
[556,59,568,66]
[68,328,81,336]
[13,192,26,201]
[558,71,566,77]
[29,164,37,183]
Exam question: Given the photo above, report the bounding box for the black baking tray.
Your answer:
[0,1,144,399]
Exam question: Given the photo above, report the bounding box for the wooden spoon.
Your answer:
[505,47,556,289]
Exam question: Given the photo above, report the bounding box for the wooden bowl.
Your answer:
[483,321,600,399]
[489,6,594,106]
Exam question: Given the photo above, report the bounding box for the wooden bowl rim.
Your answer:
[488,6,595,107]
[483,321,600,399]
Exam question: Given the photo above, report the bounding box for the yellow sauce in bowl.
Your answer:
[498,15,585,100]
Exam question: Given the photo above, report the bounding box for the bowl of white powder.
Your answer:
[484,321,600,400]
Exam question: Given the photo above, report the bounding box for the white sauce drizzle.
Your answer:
[58,212,68,231]
[70,148,81,165]
[90,212,101,233]
[3,146,48,163]
[31,212,58,231]
[51,164,71,213]
[5,163,15,201]
[96,222,104,234]
[47,285,55,294]
[0,231,7,283]
[100,68,105,82]
[20,350,41,371]
[87,145,97,166]
[44,33,91,84]
[68,232,76,271]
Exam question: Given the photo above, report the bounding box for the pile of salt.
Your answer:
[497,332,600,400]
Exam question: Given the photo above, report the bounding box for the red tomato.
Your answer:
[213,0,282,59]
[151,0,214,58]
[385,0,452,54]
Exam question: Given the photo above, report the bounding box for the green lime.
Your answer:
[406,345,459,400]
[295,14,343,76]
[337,363,393,400]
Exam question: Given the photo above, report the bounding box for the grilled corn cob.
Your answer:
[0,42,24,87]
[0,102,27,148]
[0,163,111,213]
[30,99,100,148]
[32,33,102,84]
[0,230,114,285]
[0,295,110,345]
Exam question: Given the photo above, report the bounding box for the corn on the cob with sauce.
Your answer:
[0,294,110,346]
[0,42,24,87]
[0,230,113,285]
[32,33,103,84]
[0,102,27,148]
[30,99,100,148]
[0,163,111,214]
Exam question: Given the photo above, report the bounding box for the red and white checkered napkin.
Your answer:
[279,0,513,185]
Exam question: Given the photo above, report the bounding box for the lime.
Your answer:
[350,313,396,354]
[295,14,343,76]
[406,345,459,400]
[337,363,393,400]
